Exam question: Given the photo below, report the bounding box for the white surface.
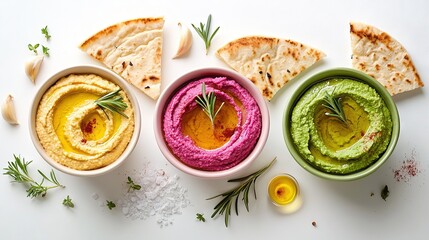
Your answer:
[1,0,428,239]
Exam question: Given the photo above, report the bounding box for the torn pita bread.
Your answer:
[350,22,424,95]
[216,36,325,100]
[80,17,164,100]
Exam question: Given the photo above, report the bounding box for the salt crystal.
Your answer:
[92,193,99,200]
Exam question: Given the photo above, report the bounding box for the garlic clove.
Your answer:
[25,55,44,83]
[173,22,192,59]
[1,94,18,125]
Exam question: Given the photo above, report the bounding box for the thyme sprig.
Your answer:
[207,158,276,227]
[321,88,347,123]
[126,176,142,192]
[3,154,64,198]
[191,14,220,54]
[63,195,75,208]
[195,82,224,126]
[95,89,128,119]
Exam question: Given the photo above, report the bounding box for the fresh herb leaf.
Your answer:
[126,176,141,192]
[106,200,116,210]
[28,43,40,54]
[42,45,50,57]
[207,158,276,227]
[196,213,206,222]
[63,195,74,208]
[3,154,65,198]
[41,26,51,40]
[191,14,220,54]
[195,82,224,126]
[321,88,347,123]
[381,185,389,201]
[95,89,128,119]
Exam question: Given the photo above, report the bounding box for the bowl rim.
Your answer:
[29,65,141,177]
[283,67,400,181]
[154,67,270,179]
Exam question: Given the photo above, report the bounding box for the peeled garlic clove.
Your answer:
[25,55,44,83]
[1,95,18,125]
[173,22,192,59]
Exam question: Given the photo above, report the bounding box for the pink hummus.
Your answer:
[162,77,262,171]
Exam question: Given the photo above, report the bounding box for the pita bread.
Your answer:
[80,17,164,100]
[216,36,325,100]
[350,22,424,95]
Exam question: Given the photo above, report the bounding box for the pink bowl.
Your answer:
[154,68,270,178]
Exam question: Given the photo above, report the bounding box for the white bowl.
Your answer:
[154,67,270,178]
[29,65,141,177]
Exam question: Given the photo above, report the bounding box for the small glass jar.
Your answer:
[268,173,302,213]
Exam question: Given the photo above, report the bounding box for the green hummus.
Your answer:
[291,78,392,174]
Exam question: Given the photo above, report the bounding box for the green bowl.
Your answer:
[283,68,400,181]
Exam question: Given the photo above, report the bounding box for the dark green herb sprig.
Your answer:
[95,89,129,119]
[191,14,220,54]
[63,195,74,208]
[207,158,277,227]
[41,26,51,40]
[195,82,224,126]
[381,185,390,201]
[3,154,65,198]
[126,176,141,192]
[321,88,347,123]
[106,200,116,210]
[196,213,206,222]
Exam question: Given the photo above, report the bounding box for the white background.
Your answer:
[1,0,428,239]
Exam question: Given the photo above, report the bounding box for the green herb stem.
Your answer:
[207,158,276,227]
[3,154,64,198]
[321,88,347,123]
[191,14,220,54]
[195,82,224,126]
[95,89,129,119]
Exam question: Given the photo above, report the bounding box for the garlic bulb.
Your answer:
[25,55,44,83]
[1,94,18,125]
[173,22,192,59]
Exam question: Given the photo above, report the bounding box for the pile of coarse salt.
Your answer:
[118,167,191,227]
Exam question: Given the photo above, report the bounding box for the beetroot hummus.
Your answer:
[162,77,262,171]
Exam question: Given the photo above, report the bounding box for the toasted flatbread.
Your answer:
[350,22,424,95]
[216,36,325,100]
[80,17,164,100]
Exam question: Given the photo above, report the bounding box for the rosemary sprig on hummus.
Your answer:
[95,89,128,119]
[195,82,224,126]
[191,14,220,54]
[207,158,276,227]
[321,88,347,123]
[3,154,65,198]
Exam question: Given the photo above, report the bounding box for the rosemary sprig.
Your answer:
[321,88,347,123]
[207,158,277,227]
[3,154,65,198]
[191,14,220,54]
[195,82,225,126]
[95,89,128,119]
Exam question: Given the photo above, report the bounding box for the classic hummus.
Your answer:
[36,74,135,170]
[163,77,262,171]
[291,79,392,174]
